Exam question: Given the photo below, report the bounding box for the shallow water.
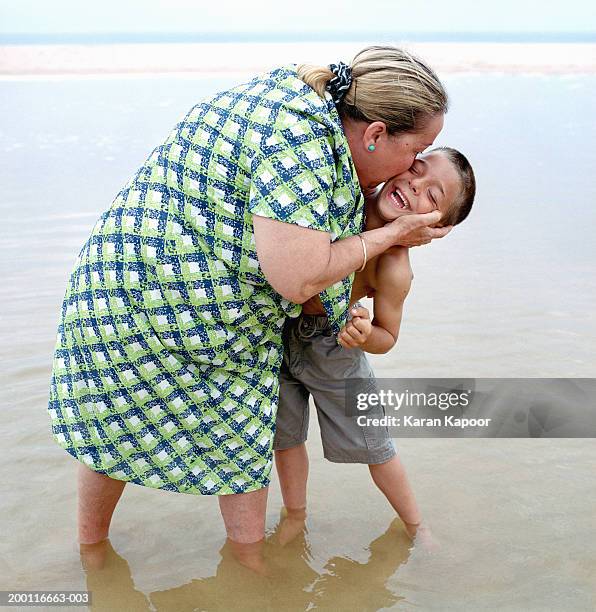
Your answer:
[1,73,595,610]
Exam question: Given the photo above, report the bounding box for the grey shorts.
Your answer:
[273,312,397,464]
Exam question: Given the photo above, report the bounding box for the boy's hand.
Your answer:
[338,306,373,349]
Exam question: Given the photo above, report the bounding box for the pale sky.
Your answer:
[1,0,595,35]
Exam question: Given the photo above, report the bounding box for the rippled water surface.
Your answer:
[1,73,595,610]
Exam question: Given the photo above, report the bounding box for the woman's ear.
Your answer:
[362,121,388,149]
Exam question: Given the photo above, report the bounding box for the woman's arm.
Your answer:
[252,211,448,304]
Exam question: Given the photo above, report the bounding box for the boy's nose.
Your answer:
[409,179,420,194]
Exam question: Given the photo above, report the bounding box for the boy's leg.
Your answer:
[78,463,126,544]
[301,334,423,529]
[275,442,309,510]
[273,319,311,511]
[274,445,309,545]
[368,454,421,526]
[291,324,436,546]
[369,456,438,548]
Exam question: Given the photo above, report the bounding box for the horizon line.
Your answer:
[2,31,596,45]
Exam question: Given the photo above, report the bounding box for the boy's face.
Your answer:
[375,152,461,223]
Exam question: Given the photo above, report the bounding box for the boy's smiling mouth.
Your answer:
[390,186,411,210]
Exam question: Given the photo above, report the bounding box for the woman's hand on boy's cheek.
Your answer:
[386,210,453,247]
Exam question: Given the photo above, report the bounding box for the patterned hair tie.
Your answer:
[326,62,353,105]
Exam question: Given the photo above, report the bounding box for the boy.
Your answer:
[273,147,476,545]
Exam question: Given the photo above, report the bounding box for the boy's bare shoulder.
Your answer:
[376,246,414,286]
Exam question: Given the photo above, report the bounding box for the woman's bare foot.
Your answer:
[224,538,270,576]
[79,538,112,571]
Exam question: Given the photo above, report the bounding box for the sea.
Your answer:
[1,43,595,610]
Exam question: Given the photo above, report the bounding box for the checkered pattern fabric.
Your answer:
[48,65,364,495]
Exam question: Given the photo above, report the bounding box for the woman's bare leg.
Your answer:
[218,486,269,544]
[78,464,126,545]
[218,487,269,573]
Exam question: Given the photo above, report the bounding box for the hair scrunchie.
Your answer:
[326,62,353,105]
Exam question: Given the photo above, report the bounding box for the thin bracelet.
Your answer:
[356,234,367,272]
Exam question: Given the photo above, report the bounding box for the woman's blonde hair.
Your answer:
[297,45,448,135]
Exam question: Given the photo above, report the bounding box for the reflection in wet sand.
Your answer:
[302,519,410,612]
[80,540,151,611]
[80,513,413,611]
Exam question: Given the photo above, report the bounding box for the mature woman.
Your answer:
[48,45,450,548]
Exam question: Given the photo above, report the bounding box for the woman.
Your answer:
[48,45,451,549]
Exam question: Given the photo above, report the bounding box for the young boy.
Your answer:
[273,147,476,545]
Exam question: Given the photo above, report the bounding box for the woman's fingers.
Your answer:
[429,225,452,239]
[388,210,454,247]
[399,209,443,230]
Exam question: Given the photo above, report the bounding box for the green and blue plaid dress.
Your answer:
[48,65,364,495]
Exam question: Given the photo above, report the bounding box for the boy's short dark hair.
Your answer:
[430,147,476,226]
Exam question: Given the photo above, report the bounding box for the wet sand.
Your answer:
[1,58,595,610]
[1,42,595,76]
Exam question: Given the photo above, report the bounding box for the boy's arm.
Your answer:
[359,249,413,354]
